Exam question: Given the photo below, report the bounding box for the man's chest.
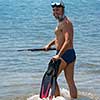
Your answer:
[55,24,63,34]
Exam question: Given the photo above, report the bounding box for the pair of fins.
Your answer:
[40,59,61,99]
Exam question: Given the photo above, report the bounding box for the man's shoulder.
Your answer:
[61,20,73,30]
[62,17,73,33]
[64,17,73,26]
[58,17,73,30]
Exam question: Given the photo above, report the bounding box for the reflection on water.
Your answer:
[0,0,100,100]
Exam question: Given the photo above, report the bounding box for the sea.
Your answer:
[0,0,100,100]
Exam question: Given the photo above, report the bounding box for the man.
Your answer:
[44,1,77,99]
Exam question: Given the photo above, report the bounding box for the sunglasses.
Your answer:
[51,2,65,8]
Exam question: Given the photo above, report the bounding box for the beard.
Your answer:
[54,14,65,21]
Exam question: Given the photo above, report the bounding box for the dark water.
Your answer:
[0,0,100,100]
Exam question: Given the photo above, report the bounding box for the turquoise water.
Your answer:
[0,0,100,100]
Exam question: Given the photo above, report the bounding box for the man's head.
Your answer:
[51,1,65,20]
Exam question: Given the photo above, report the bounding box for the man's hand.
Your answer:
[44,45,51,51]
[52,54,60,61]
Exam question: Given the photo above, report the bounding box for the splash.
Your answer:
[27,88,100,100]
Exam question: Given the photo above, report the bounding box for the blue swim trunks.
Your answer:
[56,49,76,64]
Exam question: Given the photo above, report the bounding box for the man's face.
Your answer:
[52,7,63,19]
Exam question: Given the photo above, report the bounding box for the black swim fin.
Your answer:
[40,59,61,99]
[40,60,54,98]
[50,59,61,99]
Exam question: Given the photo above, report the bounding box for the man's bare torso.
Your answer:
[54,17,74,51]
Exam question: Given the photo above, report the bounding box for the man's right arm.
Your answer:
[44,38,55,50]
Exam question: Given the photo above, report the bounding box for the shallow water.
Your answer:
[0,0,100,100]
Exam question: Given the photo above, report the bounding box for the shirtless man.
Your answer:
[44,1,77,99]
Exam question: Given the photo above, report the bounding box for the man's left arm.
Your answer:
[58,23,72,57]
[58,32,70,57]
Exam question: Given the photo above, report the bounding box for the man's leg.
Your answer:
[64,61,77,98]
[55,58,67,97]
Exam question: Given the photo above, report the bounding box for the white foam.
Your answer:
[27,95,67,100]
[27,88,95,100]
[27,88,70,100]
